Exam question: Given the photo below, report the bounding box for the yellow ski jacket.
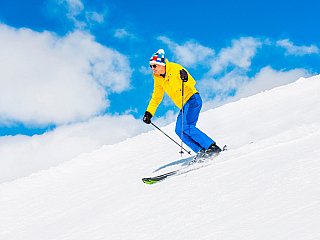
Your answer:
[146,60,198,116]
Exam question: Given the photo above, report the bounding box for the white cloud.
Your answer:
[276,39,319,56]
[201,66,312,111]
[0,114,151,183]
[208,37,262,75]
[198,68,249,103]
[236,66,312,98]
[0,24,132,126]
[58,0,85,28]
[86,11,105,23]
[196,36,263,103]
[114,29,136,39]
[158,36,215,68]
[62,0,84,15]
[55,0,105,28]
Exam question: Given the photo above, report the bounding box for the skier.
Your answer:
[143,49,222,161]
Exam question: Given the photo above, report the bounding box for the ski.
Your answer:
[142,145,227,184]
[142,170,180,184]
[142,160,212,184]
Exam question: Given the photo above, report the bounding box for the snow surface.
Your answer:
[1,75,320,239]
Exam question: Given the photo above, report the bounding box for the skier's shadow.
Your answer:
[153,156,194,173]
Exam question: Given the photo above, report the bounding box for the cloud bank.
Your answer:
[200,66,312,111]
[0,114,151,183]
[0,24,132,126]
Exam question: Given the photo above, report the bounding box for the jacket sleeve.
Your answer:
[146,78,164,116]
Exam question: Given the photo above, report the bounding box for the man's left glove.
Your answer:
[143,111,152,124]
[180,69,188,82]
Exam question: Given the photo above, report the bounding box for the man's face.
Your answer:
[150,64,166,75]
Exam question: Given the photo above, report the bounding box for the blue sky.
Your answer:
[0,0,320,137]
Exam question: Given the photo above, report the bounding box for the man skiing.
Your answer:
[143,49,222,161]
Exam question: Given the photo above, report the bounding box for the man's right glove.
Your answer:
[143,111,152,124]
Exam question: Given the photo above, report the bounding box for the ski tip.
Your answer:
[142,178,157,184]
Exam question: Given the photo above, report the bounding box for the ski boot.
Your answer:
[205,142,222,158]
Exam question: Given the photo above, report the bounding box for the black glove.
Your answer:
[180,69,188,82]
[143,111,152,124]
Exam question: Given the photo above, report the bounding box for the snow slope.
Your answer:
[1,75,320,240]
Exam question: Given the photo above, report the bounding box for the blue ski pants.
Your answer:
[175,93,214,153]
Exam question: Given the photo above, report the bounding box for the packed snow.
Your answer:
[1,75,320,239]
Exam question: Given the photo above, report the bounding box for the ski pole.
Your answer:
[179,69,188,156]
[180,80,184,156]
[151,122,191,155]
